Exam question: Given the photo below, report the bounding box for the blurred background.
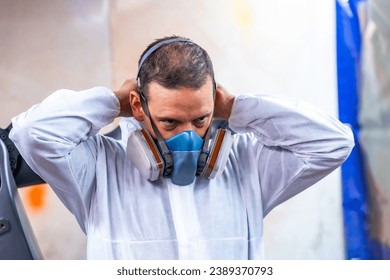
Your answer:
[0,0,388,259]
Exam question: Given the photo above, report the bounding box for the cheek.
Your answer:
[142,118,157,139]
[196,128,208,138]
[147,122,176,140]
[192,119,212,138]
[200,117,213,137]
[194,117,213,138]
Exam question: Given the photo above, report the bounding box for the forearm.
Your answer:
[10,86,120,161]
[229,94,354,161]
[228,94,354,215]
[9,87,120,230]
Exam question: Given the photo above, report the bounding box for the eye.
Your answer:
[194,116,208,127]
[196,116,207,123]
[162,119,177,127]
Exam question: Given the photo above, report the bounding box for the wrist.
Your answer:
[114,90,132,117]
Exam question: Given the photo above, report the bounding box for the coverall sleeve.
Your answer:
[228,95,354,216]
[9,87,120,231]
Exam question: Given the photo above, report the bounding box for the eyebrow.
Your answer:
[155,112,213,122]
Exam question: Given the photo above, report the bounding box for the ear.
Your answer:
[130,90,144,122]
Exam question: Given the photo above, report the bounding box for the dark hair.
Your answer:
[137,35,215,98]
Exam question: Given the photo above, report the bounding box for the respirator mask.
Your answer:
[127,37,234,186]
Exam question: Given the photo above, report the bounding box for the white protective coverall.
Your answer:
[10,87,354,259]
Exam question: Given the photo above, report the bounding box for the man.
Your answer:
[10,36,354,259]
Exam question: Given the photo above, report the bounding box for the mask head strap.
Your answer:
[137,38,191,177]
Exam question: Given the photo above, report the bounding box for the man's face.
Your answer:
[143,76,214,140]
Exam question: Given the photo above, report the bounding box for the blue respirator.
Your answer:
[127,125,233,186]
[165,130,203,185]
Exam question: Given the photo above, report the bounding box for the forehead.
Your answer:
[147,78,214,116]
